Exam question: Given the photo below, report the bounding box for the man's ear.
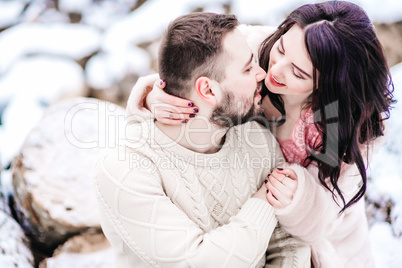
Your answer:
[194,76,219,106]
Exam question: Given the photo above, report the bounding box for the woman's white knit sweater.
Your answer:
[94,120,311,267]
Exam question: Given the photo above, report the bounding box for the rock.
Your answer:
[39,231,114,268]
[1,169,13,215]
[0,210,34,268]
[11,98,125,250]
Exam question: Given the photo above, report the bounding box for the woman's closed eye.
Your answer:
[292,67,304,79]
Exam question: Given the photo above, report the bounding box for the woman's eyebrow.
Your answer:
[282,35,312,79]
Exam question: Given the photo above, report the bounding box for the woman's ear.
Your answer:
[194,76,219,106]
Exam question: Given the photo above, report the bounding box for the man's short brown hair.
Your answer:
[158,12,239,98]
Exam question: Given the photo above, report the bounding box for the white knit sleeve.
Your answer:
[94,149,278,267]
[125,73,159,124]
[274,162,363,244]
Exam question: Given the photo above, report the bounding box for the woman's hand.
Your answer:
[146,79,199,125]
[265,166,298,209]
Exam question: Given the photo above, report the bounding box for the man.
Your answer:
[94,12,310,267]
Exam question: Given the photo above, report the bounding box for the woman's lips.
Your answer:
[269,74,285,87]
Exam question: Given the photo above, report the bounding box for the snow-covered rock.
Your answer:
[11,98,125,249]
[58,0,93,14]
[0,97,44,169]
[101,0,197,52]
[0,1,25,29]
[0,210,34,268]
[0,55,88,168]
[86,47,151,90]
[0,23,101,74]
[0,55,87,105]
[39,232,114,268]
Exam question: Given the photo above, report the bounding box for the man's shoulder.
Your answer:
[93,145,163,198]
[94,120,161,184]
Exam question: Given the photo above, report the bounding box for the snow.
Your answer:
[58,0,93,13]
[0,56,86,167]
[368,62,402,245]
[0,0,401,266]
[0,210,34,267]
[86,47,151,90]
[0,97,44,170]
[232,0,402,25]
[0,56,86,104]
[370,222,402,267]
[0,23,101,74]
[0,1,26,29]
[43,246,114,268]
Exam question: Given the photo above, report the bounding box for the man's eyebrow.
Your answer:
[281,35,312,79]
[243,53,254,69]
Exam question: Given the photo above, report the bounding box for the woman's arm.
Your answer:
[271,162,364,244]
[125,74,198,125]
[125,73,159,123]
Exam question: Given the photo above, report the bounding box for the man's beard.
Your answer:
[210,84,263,128]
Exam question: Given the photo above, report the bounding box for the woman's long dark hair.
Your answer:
[259,1,395,213]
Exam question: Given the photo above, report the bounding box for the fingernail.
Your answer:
[266,189,269,193]
[193,108,199,113]
[277,167,283,171]
[264,179,268,184]
[160,80,164,85]
[182,120,187,123]
[188,102,194,107]
[189,114,196,118]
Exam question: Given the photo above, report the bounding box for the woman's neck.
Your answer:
[281,94,311,120]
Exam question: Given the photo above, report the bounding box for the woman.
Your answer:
[126,1,394,267]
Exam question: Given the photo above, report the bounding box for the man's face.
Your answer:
[211,29,267,128]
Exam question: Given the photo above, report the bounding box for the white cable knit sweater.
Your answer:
[94,120,311,267]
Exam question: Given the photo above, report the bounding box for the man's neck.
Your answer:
[155,118,227,154]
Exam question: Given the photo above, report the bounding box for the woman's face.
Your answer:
[265,24,315,98]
